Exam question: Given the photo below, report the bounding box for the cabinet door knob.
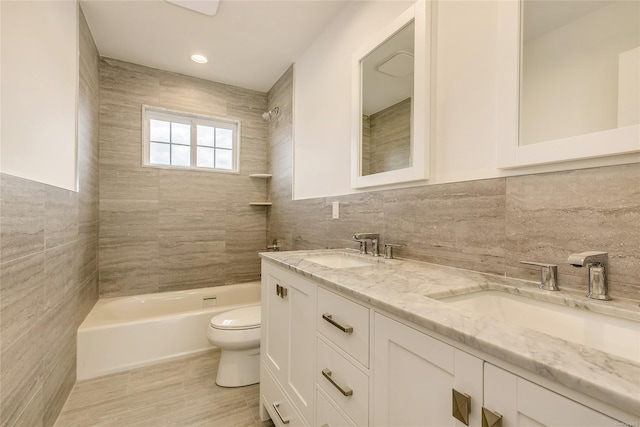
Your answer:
[322,368,353,397]
[481,407,502,427]
[452,389,471,426]
[272,402,290,424]
[322,313,353,334]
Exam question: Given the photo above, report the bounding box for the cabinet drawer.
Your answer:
[317,287,370,367]
[316,388,356,427]
[262,366,307,427]
[317,338,369,427]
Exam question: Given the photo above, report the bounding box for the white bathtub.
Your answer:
[77,282,261,380]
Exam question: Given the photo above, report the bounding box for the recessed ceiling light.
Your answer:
[191,54,208,64]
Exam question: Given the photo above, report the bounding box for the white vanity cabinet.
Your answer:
[373,313,483,427]
[261,258,632,427]
[261,261,317,425]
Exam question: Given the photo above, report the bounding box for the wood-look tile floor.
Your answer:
[55,350,275,427]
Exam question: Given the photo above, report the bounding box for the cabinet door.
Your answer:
[287,272,316,422]
[261,262,317,424]
[484,363,621,426]
[373,313,483,427]
[263,266,289,379]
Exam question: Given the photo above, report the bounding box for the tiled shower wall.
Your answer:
[0,10,100,427]
[267,67,640,298]
[98,59,269,297]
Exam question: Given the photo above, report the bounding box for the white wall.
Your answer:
[292,0,640,200]
[293,0,413,199]
[1,1,79,191]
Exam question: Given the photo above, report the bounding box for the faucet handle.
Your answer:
[519,261,558,291]
[353,238,368,255]
[384,243,404,259]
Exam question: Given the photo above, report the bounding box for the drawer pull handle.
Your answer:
[452,389,471,425]
[322,368,353,396]
[322,313,353,334]
[481,407,502,427]
[272,402,290,424]
[275,284,288,298]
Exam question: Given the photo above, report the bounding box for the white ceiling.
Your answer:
[80,0,349,92]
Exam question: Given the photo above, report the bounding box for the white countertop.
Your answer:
[260,249,640,418]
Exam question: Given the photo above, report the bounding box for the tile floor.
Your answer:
[54,350,275,427]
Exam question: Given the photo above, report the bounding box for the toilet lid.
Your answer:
[210,305,261,330]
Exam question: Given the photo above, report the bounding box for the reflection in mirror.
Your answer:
[519,0,640,146]
[360,22,415,176]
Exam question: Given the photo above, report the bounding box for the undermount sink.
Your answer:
[303,253,376,269]
[439,290,640,363]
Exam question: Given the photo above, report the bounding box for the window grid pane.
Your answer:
[215,128,233,149]
[197,125,215,147]
[171,122,191,146]
[197,146,215,168]
[215,148,233,170]
[150,142,170,165]
[171,144,191,167]
[150,120,170,143]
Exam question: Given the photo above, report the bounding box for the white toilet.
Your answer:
[207,304,261,387]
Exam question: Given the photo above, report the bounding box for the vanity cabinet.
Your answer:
[373,313,483,427]
[261,262,317,425]
[261,258,630,427]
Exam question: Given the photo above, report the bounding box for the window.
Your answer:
[143,106,240,172]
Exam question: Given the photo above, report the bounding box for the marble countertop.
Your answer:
[260,249,640,419]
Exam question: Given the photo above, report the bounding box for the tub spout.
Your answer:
[267,239,280,251]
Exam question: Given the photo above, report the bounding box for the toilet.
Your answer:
[207,305,261,387]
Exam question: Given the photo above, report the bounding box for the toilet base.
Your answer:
[215,347,261,387]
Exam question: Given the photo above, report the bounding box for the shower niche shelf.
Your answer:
[249,173,272,206]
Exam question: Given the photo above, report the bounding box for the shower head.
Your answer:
[262,107,280,121]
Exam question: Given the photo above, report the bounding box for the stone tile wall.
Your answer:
[99,59,269,297]
[367,97,411,175]
[0,9,100,426]
[267,67,640,299]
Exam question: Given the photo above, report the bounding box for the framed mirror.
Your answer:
[351,1,431,189]
[497,0,640,168]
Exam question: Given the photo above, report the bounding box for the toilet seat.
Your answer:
[210,305,260,330]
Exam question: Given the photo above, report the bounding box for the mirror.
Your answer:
[520,0,639,146]
[351,2,431,189]
[361,22,414,176]
[497,0,640,168]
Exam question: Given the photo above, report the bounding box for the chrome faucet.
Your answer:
[567,251,611,300]
[353,233,380,256]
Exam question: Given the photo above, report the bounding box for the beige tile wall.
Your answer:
[367,97,411,175]
[99,59,269,297]
[267,67,640,299]
[0,9,100,427]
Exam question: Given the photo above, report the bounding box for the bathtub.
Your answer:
[77,282,261,381]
